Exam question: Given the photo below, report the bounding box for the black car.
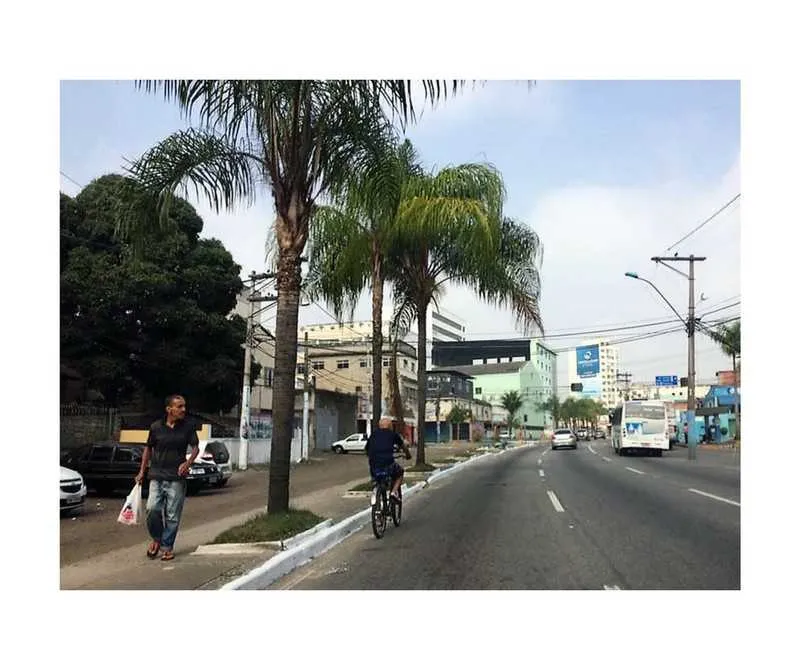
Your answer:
[62,442,221,496]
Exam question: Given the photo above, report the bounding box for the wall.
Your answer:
[220,430,302,468]
[60,405,119,449]
[314,390,357,451]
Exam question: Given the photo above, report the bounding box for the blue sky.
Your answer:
[60,80,741,391]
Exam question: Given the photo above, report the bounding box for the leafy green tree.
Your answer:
[537,394,562,427]
[501,391,524,433]
[447,404,472,440]
[122,79,467,514]
[60,175,245,412]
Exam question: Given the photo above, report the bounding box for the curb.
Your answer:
[220,480,426,590]
[193,519,335,556]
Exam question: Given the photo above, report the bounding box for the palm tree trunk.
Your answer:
[389,333,405,435]
[416,303,428,466]
[267,235,303,515]
[371,241,383,433]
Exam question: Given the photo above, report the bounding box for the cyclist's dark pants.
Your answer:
[371,461,404,486]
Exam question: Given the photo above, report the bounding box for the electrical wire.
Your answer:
[665,193,741,252]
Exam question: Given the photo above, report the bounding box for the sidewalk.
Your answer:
[60,443,480,590]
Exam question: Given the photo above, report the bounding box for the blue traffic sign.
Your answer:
[655,375,678,387]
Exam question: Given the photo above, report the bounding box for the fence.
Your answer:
[60,404,119,450]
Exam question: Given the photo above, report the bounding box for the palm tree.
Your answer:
[119,80,466,514]
[538,394,562,428]
[306,138,424,432]
[389,192,543,465]
[705,319,741,439]
[500,390,524,436]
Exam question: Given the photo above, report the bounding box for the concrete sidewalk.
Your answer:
[60,443,482,590]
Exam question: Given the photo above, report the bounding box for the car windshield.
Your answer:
[555,430,572,435]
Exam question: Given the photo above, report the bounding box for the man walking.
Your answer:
[136,394,199,561]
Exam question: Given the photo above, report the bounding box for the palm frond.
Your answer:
[120,128,259,241]
[305,205,371,320]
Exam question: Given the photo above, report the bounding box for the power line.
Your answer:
[60,170,84,190]
[665,193,741,252]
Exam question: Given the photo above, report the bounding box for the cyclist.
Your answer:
[366,417,412,500]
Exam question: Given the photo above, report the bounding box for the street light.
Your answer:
[624,270,698,461]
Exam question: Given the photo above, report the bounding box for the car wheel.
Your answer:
[215,478,228,488]
[332,445,342,454]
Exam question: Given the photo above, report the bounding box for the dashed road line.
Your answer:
[539,469,545,478]
[688,488,741,507]
[588,445,597,455]
[547,490,565,513]
[625,467,646,475]
[603,584,621,590]
[602,457,612,463]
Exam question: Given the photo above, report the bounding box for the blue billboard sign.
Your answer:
[576,344,600,378]
[655,375,679,387]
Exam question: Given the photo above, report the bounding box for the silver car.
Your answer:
[551,429,577,450]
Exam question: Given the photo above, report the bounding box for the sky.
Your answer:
[59,80,741,395]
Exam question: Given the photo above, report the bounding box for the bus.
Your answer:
[610,400,670,456]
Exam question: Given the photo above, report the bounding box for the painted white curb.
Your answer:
[221,481,427,590]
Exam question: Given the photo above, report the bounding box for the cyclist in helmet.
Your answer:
[366,417,411,500]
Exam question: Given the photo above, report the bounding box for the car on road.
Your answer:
[331,433,368,453]
[551,429,578,450]
[62,442,221,495]
[594,429,606,439]
[576,428,589,440]
[60,465,87,515]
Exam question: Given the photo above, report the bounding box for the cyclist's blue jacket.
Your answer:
[366,428,404,472]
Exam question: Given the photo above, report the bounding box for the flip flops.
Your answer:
[146,541,160,559]
[161,550,175,561]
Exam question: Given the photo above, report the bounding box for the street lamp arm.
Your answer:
[634,276,688,330]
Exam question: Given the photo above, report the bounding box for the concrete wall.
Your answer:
[314,390,357,451]
[220,430,302,468]
[60,406,119,449]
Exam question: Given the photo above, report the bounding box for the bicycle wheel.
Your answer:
[371,483,387,539]
[391,490,402,527]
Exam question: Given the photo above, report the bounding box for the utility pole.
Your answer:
[435,380,442,444]
[302,331,310,462]
[239,272,275,470]
[616,372,632,400]
[651,255,706,460]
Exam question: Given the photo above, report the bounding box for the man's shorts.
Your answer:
[371,461,404,481]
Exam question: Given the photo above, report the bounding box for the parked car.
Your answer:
[576,428,588,441]
[60,465,87,515]
[594,429,606,439]
[63,442,221,495]
[551,429,578,450]
[198,441,232,487]
[331,433,368,453]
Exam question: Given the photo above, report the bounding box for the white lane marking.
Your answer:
[602,457,612,463]
[688,488,741,507]
[603,584,621,590]
[547,490,565,513]
[588,445,597,455]
[537,458,543,465]
[539,469,545,478]
[625,467,645,475]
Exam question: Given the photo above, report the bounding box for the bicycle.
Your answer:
[370,468,401,539]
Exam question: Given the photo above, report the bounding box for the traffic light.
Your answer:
[680,377,688,387]
[570,383,583,392]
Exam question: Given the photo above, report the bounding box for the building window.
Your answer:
[355,385,363,393]
[337,360,349,369]
[265,368,273,387]
[411,362,415,372]
[403,359,408,369]
[359,359,368,368]
[383,358,390,367]
[296,364,305,375]
[312,361,325,370]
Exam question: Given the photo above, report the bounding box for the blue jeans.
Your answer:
[146,479,187,551]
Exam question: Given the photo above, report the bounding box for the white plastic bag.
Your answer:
[117,483,143,526]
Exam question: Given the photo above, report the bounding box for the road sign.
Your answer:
[655,375,679,387]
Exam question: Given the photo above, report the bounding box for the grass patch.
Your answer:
[406,462,436,473]
[348,480,375,492]
[212,508,324,544]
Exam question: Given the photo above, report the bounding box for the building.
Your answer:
[566,340,620,409]
[297,328,419,439]
[424,369,484,442]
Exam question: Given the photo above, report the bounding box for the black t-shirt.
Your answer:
[366,428,404,470]
[146,418,199,481]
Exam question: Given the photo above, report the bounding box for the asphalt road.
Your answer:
[270,441,740,590]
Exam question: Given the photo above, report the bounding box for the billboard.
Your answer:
[576,344,600,378]
[580,375,602,399]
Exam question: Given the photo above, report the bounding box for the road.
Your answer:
[270,441,740,590]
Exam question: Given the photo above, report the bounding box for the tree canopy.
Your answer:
[60,174,247,412]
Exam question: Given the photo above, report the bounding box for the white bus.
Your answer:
[610,400,670,457]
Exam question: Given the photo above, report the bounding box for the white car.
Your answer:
[551,429,578,450]
[190,441,233,487]
[331,433,368,453]
[60,465,87,515]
